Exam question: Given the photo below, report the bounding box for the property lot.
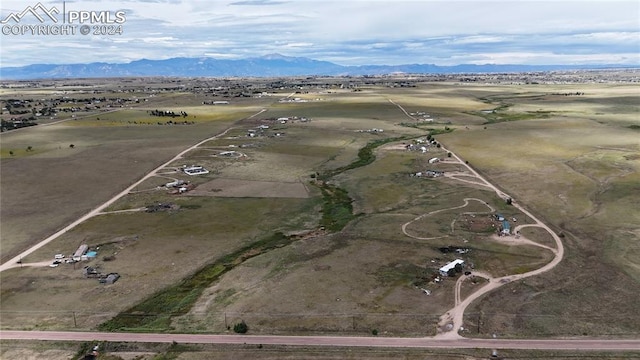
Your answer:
[190,178,309,198]
[1,76,638,339]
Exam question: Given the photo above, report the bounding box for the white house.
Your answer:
[429,157,440,164]
[183,165,209,175]
[439,259,465,277]
[165,180,185,188]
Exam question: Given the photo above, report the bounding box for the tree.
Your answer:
[26,146,33,152]
[233,321,248,334]
[9,150,14,156]
[447,152,452,157]
[372,329,379,336]
[69,144,75,148]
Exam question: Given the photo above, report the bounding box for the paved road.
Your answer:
[0,109,265,272]
[1,330,639,351]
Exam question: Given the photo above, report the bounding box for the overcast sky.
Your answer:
[0,0,638,67]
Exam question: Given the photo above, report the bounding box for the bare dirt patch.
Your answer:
[189,178,309,198]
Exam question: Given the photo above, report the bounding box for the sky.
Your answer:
[0,0,638,67]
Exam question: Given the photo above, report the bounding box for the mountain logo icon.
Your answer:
[1,2,60,24]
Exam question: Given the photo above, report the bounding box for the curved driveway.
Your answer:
[388,99,565,339]
[434,143,564,339]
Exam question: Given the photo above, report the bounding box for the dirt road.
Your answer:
[435,143,564,339]
[401,197,494,240]
[388,99,565,339]
[0,102,633,351]
[0,109,266,272]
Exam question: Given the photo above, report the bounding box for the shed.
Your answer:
[104,273,120,284]
[73,244,89,261]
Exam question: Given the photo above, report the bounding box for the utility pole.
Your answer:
[73,311,77,327]
[224,312,227,329]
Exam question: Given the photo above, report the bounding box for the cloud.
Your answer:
[229,0,288,5]
[0,0,639,67]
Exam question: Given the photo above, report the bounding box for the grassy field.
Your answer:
[1,78,638,340]
[437,83,640,337]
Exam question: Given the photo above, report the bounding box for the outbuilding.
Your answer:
[73,244,88,261]
[101,273,120,284]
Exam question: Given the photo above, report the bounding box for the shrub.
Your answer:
[233,321,248,334]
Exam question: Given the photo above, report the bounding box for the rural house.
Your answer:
[439,259,465,277]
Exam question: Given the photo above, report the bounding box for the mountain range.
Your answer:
[0,54,635,80]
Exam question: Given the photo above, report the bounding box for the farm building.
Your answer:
[165,180,185,188]
[73,244,88,261]
[429,157,440,164]
[439,259,465,277]
[100,273,120,284]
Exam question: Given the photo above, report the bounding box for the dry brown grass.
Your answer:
[190,178,309,198]
[2,80,637,339]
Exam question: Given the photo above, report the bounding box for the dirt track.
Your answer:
[433,144,564,339]
[0,103,624,349]
[389,100,565,340]
[0,109,265,273]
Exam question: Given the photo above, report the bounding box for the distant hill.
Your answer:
[0,54,635,80]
